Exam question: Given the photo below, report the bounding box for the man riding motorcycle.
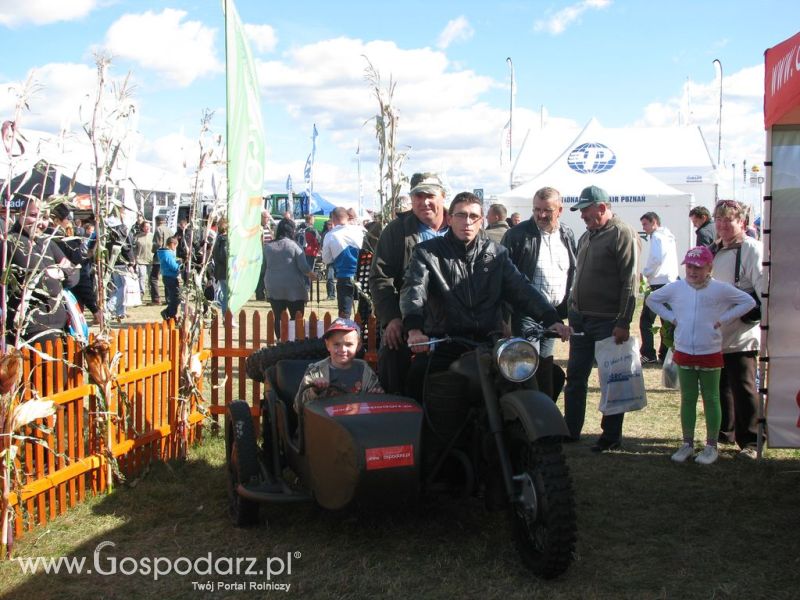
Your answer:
[399,191,571,402]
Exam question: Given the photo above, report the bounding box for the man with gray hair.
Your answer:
[564,185,638,452]
[369,172,449,393]
[502,186,576,400]
[484,203,509,243]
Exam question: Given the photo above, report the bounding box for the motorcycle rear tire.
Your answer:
[506,422,576,579]
[225,400,260,527]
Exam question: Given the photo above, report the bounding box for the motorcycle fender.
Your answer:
[499,390,570,441]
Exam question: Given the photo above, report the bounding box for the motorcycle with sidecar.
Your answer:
[228,326,577,578]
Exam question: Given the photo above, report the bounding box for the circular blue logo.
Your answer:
[567,142,616,174]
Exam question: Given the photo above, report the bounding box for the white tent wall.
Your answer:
[763,126,800,448]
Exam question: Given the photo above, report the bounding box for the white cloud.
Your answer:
[0,63,98,132]
[103,8,222,87]
[534,0,612,35]
[244,23,278,54]
[0,0,99,27]
[254,36,509,197]
[635,64,765,198]
[437,16,474,49]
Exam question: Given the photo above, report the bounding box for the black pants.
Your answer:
[149,263,161,302]
[405,342,469,405]
[640,283,666,361]
[719,351,760,449]
[255,256,267,300]
[377,344,413,395]
[269,299,305,340]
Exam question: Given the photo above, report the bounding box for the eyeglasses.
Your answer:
[451,212,482,223]
[534,208,556,215]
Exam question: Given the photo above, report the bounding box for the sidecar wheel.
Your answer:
[507,422,576,579]
[225,400,260,527]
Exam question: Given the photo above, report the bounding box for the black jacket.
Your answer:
[695,220,716,248]
[501,218,577,317]
[368,211,423,328]
[400,230,560,338]
[5,222,80,344]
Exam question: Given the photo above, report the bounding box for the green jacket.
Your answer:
[569,215,638,328]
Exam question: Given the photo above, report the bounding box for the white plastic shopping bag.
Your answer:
[661,348,679,389]
[594,336,647,415]
[124,273,143,308]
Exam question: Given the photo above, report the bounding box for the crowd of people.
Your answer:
[2,176,766,464]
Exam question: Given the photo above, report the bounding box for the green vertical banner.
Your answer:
[224,0,265,315]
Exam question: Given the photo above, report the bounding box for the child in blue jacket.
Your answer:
[157,236,181,320]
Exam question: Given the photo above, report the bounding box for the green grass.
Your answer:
[2,307,799,599]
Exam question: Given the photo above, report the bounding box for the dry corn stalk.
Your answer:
[83,338,116,489]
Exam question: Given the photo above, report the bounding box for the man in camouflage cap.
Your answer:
[369,172,448,394]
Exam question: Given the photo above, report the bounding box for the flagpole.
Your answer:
[224,0,231,215]
[506,57,514,189]
[356,141,362,215]
[713,58,723,168]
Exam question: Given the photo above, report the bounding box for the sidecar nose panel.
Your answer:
[304,394,423,510]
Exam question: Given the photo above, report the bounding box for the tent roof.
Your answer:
[500,119,692,206]
[512,118,717,186]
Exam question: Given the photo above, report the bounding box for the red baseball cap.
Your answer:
[323,318,361,339]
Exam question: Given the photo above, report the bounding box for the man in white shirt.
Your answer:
[322,207,364,318]
[502,187,577,400]
[640,211,679,363]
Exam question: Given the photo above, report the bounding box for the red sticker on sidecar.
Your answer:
[365,445,415,470]
[325,401,422,417]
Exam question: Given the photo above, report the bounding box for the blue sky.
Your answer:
[1,0,798,207]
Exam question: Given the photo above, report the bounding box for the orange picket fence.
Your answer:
[3,308,378,546]
[4,321,205,541]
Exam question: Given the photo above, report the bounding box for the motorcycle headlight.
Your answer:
[495,338,539,382]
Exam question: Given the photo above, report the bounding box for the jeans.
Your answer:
[640,284,666,361]
[107,271,127,318]
[162,276,180,320]
[326,265,335,299]
[217,279,228,316]
[564,310,624,443]
[336,278,355,318]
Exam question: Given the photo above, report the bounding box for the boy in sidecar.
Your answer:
[293,318,383,411]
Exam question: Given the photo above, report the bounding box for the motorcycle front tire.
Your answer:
[506,421,576,579]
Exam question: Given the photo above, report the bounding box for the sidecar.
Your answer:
[225,359,424,525]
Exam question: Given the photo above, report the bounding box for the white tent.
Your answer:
[498,119,696,259]
[511,119,718,210]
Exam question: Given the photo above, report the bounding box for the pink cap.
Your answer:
[682,246,714,267]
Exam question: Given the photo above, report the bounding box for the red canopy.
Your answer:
[765,30,800,128]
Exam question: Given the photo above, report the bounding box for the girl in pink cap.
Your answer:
[646,246,756,465]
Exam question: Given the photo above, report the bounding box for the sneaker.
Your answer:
[695,445,718,465]
[671,443,694,463]
[640,355,659,365]
[737,447,757,460]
